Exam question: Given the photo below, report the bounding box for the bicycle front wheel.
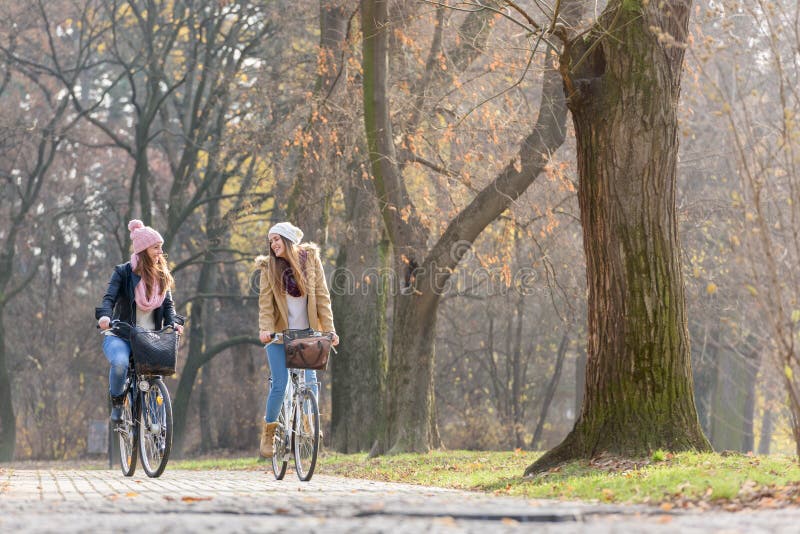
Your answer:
[139,378,173,478]
[293,391,319,481]
[118,389,138,477]
[271,408,289,480]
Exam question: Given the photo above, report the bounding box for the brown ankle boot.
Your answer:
[259,421,278,458]
[301,414,323,439]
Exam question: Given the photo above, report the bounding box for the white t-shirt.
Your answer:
[137,306,156,330]
[286,295,310,330]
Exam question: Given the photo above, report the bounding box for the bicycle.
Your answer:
[266,332,322,482]
[102,320,175,478]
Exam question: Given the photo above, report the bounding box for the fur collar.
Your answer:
[255,242,319,269]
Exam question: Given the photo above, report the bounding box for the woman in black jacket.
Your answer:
[95,220,183,422]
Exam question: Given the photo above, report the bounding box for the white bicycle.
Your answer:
[266,333,320,481]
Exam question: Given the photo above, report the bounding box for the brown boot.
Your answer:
[259,421,278,458]
[301,414,322,439]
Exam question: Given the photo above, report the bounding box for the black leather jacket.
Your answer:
[95,262,179,337]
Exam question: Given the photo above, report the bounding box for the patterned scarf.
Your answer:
[279,250,307,297]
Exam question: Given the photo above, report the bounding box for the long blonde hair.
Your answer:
[134,250,174,298]
[268,235,308,296]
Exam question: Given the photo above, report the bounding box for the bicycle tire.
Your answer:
[118,389,138,477]
[293,391,319,481]
[271,408,288,480]
[139,378,173,478]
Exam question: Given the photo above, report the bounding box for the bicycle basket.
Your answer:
[130,325,179,376]
[283,329,332,370]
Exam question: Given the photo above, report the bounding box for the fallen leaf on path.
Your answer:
[181,496,213,503]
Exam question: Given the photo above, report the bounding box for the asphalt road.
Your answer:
[2,465,799,532]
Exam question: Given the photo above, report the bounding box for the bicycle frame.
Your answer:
[275,368,318,459]
[103,320,173,478]
[267,332,322,480]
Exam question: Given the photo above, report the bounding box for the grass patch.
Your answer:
[171,450,800,508]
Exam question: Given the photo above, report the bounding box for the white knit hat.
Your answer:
[268,222,304,245]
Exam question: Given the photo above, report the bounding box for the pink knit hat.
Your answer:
[128,219,164,254]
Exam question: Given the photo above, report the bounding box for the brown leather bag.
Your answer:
[283,329,333,370]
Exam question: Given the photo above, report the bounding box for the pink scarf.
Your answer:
[131,254,167,312]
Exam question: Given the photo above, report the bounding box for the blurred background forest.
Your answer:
[0,0,798,460]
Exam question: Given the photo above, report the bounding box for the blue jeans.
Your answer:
[103,335,130,397]
[265,343,318,423]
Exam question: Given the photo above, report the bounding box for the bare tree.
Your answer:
[0,0,98,460]
[360,0,584,453]
[697,0,800,458]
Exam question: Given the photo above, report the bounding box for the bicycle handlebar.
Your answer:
[97,318,127,333]
[265,332,283,344]
[98,319,181,334]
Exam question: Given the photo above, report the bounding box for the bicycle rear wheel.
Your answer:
[293,391,319,481]
[139,378,172,478]
[118,389,138,477]
[271,408,288,480]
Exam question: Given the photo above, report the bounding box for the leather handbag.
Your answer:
[130,325,179,376]
[283,329,333,370]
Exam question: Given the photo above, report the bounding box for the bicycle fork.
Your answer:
[277,381,294,461]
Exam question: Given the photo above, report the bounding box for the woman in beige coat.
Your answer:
[255,222,338,458]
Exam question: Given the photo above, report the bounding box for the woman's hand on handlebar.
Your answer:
[98,316,111,330]
[259,331,273,344]
[329,332,339,346]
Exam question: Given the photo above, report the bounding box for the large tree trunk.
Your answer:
[383,295,442,452]
[0,314,14,461]
[575,345,586,419]
[361,0,434,453]
[330,177,389,452]
[527,0,710,474]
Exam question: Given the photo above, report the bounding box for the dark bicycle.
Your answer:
[103,320,175,478]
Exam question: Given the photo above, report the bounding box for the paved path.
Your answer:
[1,465,799,532]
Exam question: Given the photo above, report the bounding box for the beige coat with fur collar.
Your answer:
[256,244,335,335]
